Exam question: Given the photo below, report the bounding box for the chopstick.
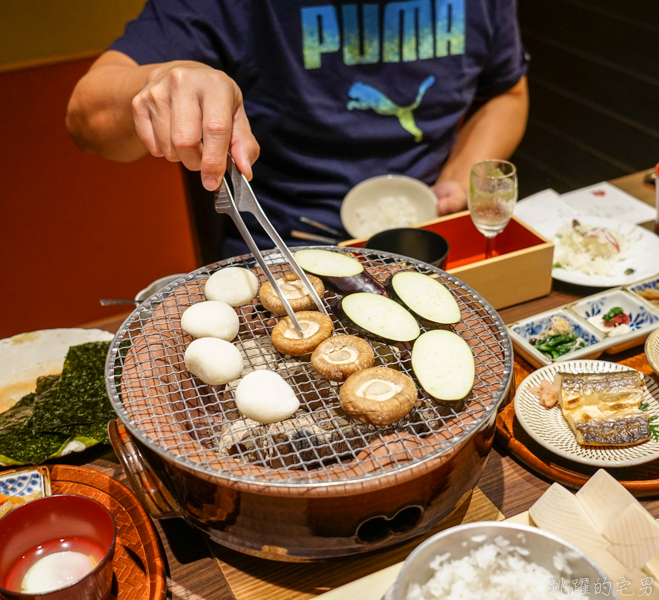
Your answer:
[291,230,340,245]
[214,157,328,337]
[299,216,342,237]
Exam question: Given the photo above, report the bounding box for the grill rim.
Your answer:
[105,245,513,491]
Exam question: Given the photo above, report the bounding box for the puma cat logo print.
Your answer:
[347,76,436,142]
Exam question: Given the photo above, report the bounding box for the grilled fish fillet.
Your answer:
[554,371,650,447]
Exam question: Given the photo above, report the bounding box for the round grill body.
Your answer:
[106,247,513,561]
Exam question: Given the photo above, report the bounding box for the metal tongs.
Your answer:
[214,156,328,338]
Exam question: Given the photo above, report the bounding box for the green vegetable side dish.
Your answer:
[530,333,586,359]
[0,341,116,466]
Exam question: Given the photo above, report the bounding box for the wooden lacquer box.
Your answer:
[340,210,554,310]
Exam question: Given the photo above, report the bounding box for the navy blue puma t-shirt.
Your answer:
[110,0,527,255]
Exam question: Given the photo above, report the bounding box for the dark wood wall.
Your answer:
[511,0,659,198]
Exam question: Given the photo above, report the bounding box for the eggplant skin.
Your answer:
[322,273,386,296]
[384,272,460,325]
[385,275,429,324]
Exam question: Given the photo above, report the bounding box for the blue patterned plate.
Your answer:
[568,289,659,354]
[628,275,659,310]
[509,309,605,369]
[0,466,51,517]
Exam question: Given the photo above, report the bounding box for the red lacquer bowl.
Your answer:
[0,495,116,600]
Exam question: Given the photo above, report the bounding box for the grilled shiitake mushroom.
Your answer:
[259,273,325,315]
[340,366,417,426]
[310,335,374,382]
[271,311,333,356]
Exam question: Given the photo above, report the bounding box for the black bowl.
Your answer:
[365,228,449,270]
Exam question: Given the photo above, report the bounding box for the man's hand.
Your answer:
[132,61,259,190]
[432,180,467,216]
[432,76,528,216]
[66,52,260,190]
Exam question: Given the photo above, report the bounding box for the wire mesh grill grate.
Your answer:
[106,246,512,488]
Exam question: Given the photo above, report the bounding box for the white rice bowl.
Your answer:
[404,535,590,600]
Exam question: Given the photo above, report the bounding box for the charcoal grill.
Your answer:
[106,246,513,561]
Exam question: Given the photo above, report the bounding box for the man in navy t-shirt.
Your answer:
[66,0,528,258]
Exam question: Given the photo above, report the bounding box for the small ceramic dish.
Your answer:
[0,466,51,499]
[514,360,659,468]
[568,289,659,354]
[341,174,438,239]
[626,274,659,312]
[0,495,116,600]
[508,308,604,369]
[135,273,187,303]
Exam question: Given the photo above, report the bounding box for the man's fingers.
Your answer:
[170,89,203,172]
[200,104,232,191]
[132,96,162,157]
[230,103,260,181]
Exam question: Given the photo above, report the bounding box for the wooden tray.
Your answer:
[339,212,554,310]
[49,464,167,600]
[496,353,659,497]
[212,486,503,600]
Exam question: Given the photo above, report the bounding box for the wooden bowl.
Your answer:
[0,495,115,600]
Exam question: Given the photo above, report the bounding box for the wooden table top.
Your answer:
[75,169,657,600]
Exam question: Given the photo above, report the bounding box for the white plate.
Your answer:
[515,359,659,468]
[0,328,114,413]
[341,175,438,239]
[536,217,659,288]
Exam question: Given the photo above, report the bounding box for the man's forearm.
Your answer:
[66,52,159,161]
[437,76,529,192]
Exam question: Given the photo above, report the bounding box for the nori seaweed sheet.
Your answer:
[31,341,115,444]
[0,376,70,464]
[0,341,116,465]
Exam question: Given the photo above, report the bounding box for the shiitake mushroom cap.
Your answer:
[271,311,333,356]
[310,335,374,382]
[340,366,417,426]
[259,273,325,316]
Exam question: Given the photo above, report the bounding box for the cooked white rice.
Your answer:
[404,536,590,600]
[354,195,417,237]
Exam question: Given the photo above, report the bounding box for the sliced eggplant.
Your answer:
[333,293,420,343]
[386,271,461,325]
[412,330,475,401]
[294,249,385,295]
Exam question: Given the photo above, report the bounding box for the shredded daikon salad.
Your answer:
[552,220,636,277]
[354,196,417,237]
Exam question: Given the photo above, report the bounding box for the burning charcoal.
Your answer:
[214,418,273,465]
[236,337,292,374]
[268,413,330,468]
